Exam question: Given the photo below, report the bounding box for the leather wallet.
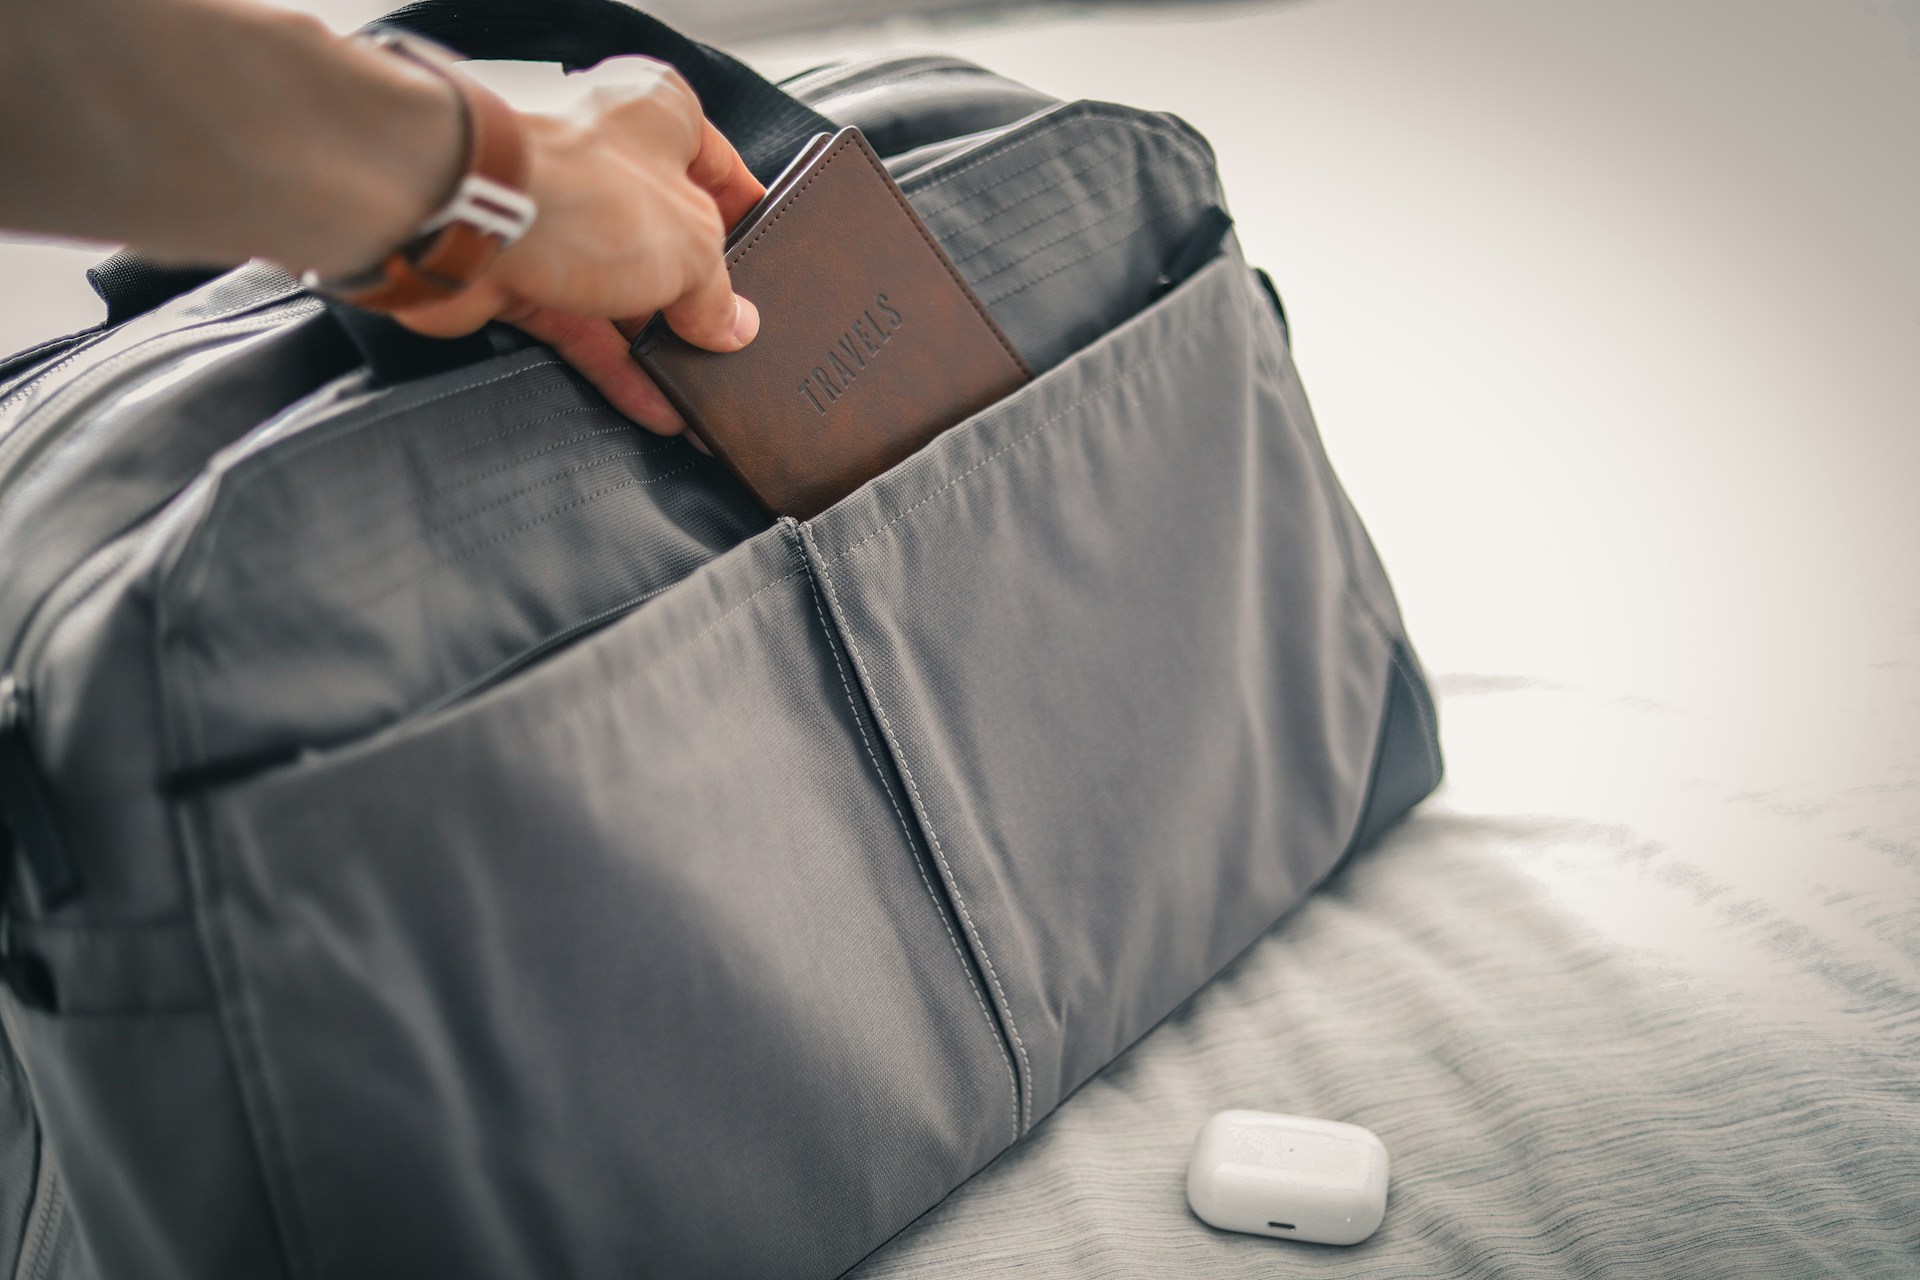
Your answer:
[631,126,1033,518]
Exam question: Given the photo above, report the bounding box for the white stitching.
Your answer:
[173,358,566,639]
[805,536,1036,1134]
[825,260,1222,564]
[908,103,1213,204]
[797,539,1022,1146]
[942,140,1144,266]
[981,198,1210,307]
[0,285,309,416]
[340,460,709,612]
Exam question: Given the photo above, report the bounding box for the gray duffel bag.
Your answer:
[0,2,1442,1276]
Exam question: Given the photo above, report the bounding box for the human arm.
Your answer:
[0,0,761,434]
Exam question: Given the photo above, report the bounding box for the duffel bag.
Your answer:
[0,1,1443,1276]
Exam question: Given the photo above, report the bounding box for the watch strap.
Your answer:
[305,31,535,312]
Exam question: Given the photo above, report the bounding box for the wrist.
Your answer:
[302,31,537,312]
[294,21,468,277]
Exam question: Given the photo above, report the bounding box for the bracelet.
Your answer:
[302,29,536,312]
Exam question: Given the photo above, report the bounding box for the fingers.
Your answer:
[661,256,759,353]
[508,308,690,437]
[390,58,764,380]
[688,118,765,231]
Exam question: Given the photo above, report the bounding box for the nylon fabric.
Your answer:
[802,249,1394,1120]
[195,531,1017,1280]
[0,30,1440,1280]
[132,99,1240,784]
[0,1025,37,1278]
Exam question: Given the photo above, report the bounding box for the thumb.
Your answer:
[662,259,759,353]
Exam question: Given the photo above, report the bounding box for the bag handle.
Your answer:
[383,0,832,184]
[90,0,833,384]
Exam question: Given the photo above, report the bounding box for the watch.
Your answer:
[302,29,537,312]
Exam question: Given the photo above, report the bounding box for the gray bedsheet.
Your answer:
[855,666,1920,1277]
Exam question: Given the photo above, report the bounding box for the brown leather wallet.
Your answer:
[632,126,1032,519]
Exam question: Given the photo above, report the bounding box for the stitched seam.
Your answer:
[920,127,1136,241]
[427,446,661,531]
[730,134,1027,376]
[806,546,1035,1134]
[906,104,1114,198]
[0,306,304,430]
[522,565,805,733]
[214,358,567,507]
[729,133,862,265]
[430,414,658,493]
[982,198,1209,307]
[0,291,309,416]
[908,104,1211,203]
[262,564,808,778]
[826,280,1213,563]
[795,537,1021,1146]
[166,606,322,1280]
[299,438,679,601]
[0,310,301,505]
[164,520,322,1278]
[21,1173,62,1280]
[192,811,323,1279]
[968,186,1170,291]
[343,459,706,613]
[909,125,1102,211]
[946,156,1144,269]
[169,359,569,637]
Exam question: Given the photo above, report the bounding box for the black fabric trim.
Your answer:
[1351,642,1444,851]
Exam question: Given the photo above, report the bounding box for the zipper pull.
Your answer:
[0,674,81,910]
[1153,205,1235,298]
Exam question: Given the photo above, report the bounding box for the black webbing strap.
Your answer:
[84,254,228,329]
[384,0,834,187]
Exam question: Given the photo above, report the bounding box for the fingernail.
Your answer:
[731,295,760,348]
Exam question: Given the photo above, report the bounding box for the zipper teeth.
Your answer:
[0,301,314,491]
[0,303,322,683]
[5,531,141,676]
[0,266,302,421]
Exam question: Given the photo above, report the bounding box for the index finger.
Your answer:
[687,119,765,232]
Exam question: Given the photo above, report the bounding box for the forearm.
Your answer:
[0,0,462,274]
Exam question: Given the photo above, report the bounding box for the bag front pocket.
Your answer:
[186,527,1024,1280]
[798,243,1401,1123]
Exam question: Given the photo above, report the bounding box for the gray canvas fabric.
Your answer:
[0,52,1438,1280]
[850,676,1920,1278]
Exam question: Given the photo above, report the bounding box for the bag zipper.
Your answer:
[0,677,77,914]
[0,305,313,499]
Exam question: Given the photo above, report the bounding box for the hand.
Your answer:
[385,57,764,438]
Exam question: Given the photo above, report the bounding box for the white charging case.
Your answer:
[1185,1110,1390,1246]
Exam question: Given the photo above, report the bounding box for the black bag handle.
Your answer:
[383,0,832,185]
[89,0,833,384]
